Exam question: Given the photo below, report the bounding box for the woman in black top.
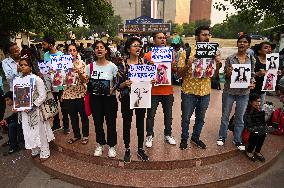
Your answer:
[251,42,273,110]
[116,37,149,163]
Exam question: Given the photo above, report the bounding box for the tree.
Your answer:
[194,19,211,28]
[182,22,195,37]
[0,0,113,38]
[213,0,284,25]
[106,15,123,37]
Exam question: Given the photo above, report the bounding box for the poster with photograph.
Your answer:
[192,59,204,78]
[230,64,251,88]
[203,58,216,78]
[262,70,277,91]
[196,42,219,59]
[129,64,157,82]
[87,79,110,95]
[155,63,171,85]
[65,69,77,86]
[266,53,279,71]
[51,70,64,87]
[38,60,52,75]
[13,76,33,111]
[130,82,151,109]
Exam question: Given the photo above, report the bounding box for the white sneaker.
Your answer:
[108,147,117,158]
[165,136,176,145]
[145,136,153,148]
[233,141,245,151]
[217,138,225,146]
[94,144,104,156]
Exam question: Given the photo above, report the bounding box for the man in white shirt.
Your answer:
[2,43,21,91]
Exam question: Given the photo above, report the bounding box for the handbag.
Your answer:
[84,63,93,116]
[39,89,58,121]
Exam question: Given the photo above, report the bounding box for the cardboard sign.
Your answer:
[129,64,157,81]
[130,82,151,109]
[196,42,219,59]
[230,64,251,88]
[151,47,173,63]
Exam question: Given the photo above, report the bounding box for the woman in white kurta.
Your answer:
[18,58,54,160]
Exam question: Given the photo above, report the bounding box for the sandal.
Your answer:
[68,137,81,144]
[82,137,89,145]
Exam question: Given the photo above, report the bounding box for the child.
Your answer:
[244,93,267,162]
[0,91,25,155]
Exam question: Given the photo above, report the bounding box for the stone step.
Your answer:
[34,135,284,188]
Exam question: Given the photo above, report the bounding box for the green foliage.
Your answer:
[174,24,184,35]
[182,23,195,37]
[213,0,284,25]
[0,0,113,38]
[70,27,93,40]
[106,15,123,37]
[194,19,211,28]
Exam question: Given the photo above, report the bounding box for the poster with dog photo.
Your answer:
[155,63,171,85]
[262,70,277,91]
[266,53,279,71]
[130,82,151,109]
[230,64,251,88]
[13,76,33,111]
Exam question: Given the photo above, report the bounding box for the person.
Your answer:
[211,55,222,90]
[244,93,267,162]
[17,57,55,161]
[0,91,25,155]
[42,35,69,133]
[116,37,149,162]
[85,41,118,158]
[177,26,220,150]
[171,32,182,46]
[144,32,177,148]
[62,44,90,144]
[217,35,255,151]
[84,43,94,65]
[2,42,21,91]
[250,42,273,110]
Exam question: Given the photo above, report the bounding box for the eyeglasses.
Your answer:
[130,44,143,48]
[200,33,211,37]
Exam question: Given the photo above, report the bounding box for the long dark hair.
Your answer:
[93,41,111,61]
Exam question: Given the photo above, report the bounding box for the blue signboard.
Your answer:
[126,16,163,24]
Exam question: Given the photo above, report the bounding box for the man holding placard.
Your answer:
[177,26,220,150]
[144,32,177,148]
[42,36,69,133]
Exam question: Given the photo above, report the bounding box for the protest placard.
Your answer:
[262,70,277,91]
[50,55,73,71]
[38,60,52,75]
[129,64,157,82]
[13,76,34,111]
[151,47,173,63]
[195,42,219,59]
[230,64,251,88]
[266,53,279,71]
[130,81,151,109]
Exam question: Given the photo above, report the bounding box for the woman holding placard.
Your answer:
[116,37,149,163]
[217,35,255,151]
[250,42,273,109]
[17,57,54,161]
[85,41,118,158]
[62,44,90,145]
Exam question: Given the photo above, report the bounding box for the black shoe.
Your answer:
[190,138,206,149]
[63,129,70,135]
[246,151,256,162]
[179,139,188,150]
[124,149,131,163]
[254,152,265,162]
[137,149,149,161]
[0,136,3,140]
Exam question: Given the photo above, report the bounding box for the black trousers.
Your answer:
[247,133,266,153]
[63,98,89,138]
[90,95,117,147]
[121,96,146,149]
[52,91,69,130]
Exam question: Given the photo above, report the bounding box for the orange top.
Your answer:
[144,51,173,95]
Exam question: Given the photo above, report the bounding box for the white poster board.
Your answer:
[230,64,251,88]
[266,53,279,71]
[38,60,52,75]
[129,64,157,82]
[13,76,35,111]
[130,82,151,109]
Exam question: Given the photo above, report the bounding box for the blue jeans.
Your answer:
[218,92,249,143]
[181,93,210,141]
[146,95,174,137]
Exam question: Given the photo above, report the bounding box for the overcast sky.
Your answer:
[210,0,237,26]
